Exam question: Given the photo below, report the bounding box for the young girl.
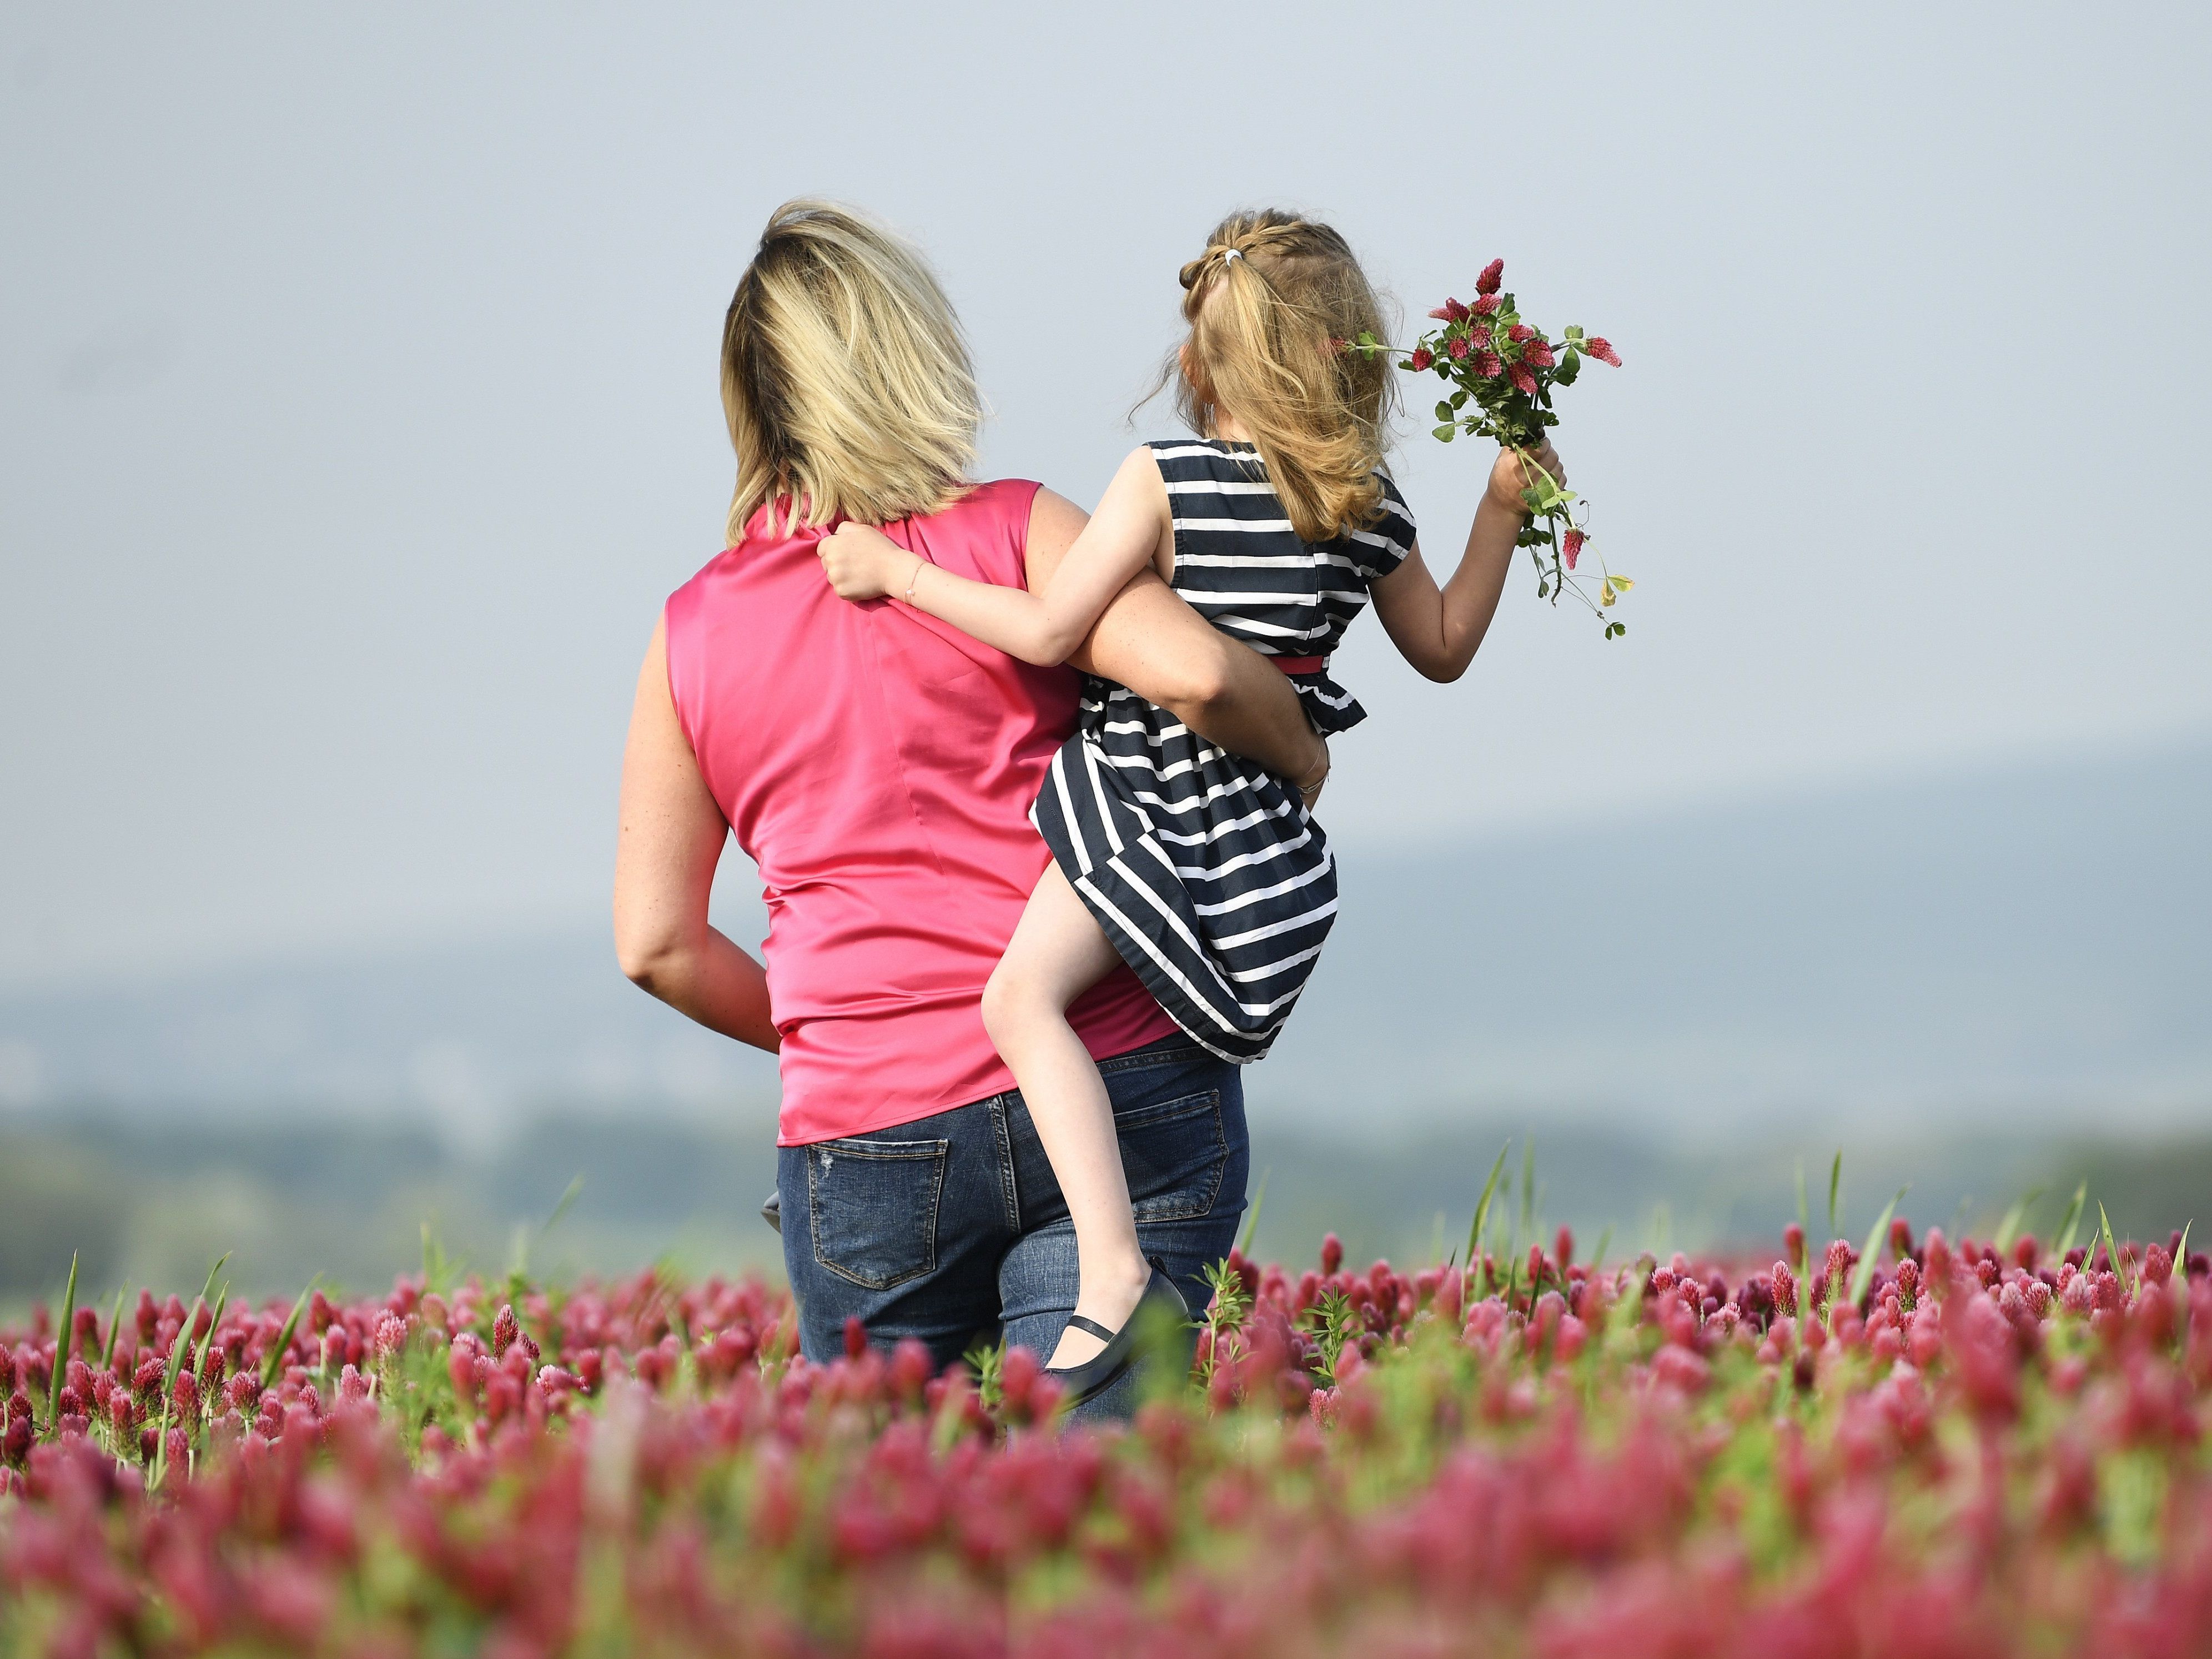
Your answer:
[818,210,1562,1397]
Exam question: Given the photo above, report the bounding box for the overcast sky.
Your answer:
[3,4,2206,990]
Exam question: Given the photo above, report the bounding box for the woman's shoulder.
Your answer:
[906,479,1048,590]
[913,477,1045,548]
[932,477,1042,525]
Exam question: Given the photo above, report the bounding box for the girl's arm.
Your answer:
[816,446,1168,667]
[1369,441,1563,683]
[611,617,780,1052]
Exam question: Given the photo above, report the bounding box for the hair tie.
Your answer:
[1220,247,1243,262]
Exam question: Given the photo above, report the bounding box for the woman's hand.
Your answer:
[1293,740,1330,812]
[1487,439,1566,517]
[817,521,917,602]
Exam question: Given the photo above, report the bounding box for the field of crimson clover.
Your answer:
[3,1202,2210,1657]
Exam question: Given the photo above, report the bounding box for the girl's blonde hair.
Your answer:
[1164,209,1396,545]
[721,199,980,542]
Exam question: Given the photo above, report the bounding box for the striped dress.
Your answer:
[1030,439,1417,1064]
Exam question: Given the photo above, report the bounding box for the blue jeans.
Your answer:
[776,1034,1248,1422]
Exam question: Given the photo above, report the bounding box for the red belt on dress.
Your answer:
[1271,655,1327,675]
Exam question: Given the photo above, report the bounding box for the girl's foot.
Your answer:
[1047,1259,1155,1368]
[1043,1263,1193,1407]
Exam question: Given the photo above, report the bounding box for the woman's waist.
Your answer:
[773,964,1174,1130]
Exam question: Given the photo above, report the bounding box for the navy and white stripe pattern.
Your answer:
[1030,440,1416,1064]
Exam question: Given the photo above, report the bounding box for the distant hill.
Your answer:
[2,735,2205,1142]
[1265,731,2211,1132]
[0,928,781,1140]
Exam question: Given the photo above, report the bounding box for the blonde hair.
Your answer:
[721,199,980,542]
[1163,210,1396,545]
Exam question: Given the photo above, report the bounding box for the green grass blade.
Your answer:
[2098,1202,2129,1296]
[195,1286,229,1379]
[196,1253,232,1310]
[100,1285,127,1371]
[2053,1182,2088,1261]
[544,1176,585,1236]
[1846,1187,1908,1311]
[1238,1168,1269,1258]
[1466,1141,1511,1294]
[152,1251,231,1436]
[262,1280,318,1392]
[1827,1151,1843,1240]
[1993,1189,2044,1255]
[2178,1220,2193,1270]
[1794,1158,1809,1249]
[1591,1225,1613,1274]
[164,1296,205,1404]
[1518,1138,1537,1237]
[154,1296,207,1492]
[47,1251,78,1426]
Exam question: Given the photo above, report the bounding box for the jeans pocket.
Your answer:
[806,1137,949,1290]
[1115,1089,1227,1223]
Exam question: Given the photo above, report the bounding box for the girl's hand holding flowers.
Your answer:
[817,520,918,603]
[1353,259,1630,638]
[1491,439,1564,516]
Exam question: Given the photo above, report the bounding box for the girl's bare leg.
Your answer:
[981,863,1152,1369]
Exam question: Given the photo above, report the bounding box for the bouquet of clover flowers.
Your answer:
[1353,258,1630,637]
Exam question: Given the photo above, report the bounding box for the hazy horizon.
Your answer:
[6,733,2203,1152]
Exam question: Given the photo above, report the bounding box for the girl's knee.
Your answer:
[980,965,1035,1049]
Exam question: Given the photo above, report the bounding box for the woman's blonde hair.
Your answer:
[1164,209,1396,545]
[721,199,980,542]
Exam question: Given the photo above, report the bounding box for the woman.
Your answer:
[612,200,1324,1415]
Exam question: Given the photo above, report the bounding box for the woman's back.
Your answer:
[664,481,1173,1145]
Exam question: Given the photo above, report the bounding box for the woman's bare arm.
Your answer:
[1024,488,1328,788]
[1370,441,1560,683]
[611,617,779,1051]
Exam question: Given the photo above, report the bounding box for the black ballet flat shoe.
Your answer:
[1044,1260,1191,1408]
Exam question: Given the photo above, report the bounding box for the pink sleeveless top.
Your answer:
[665,480,1175,1145]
